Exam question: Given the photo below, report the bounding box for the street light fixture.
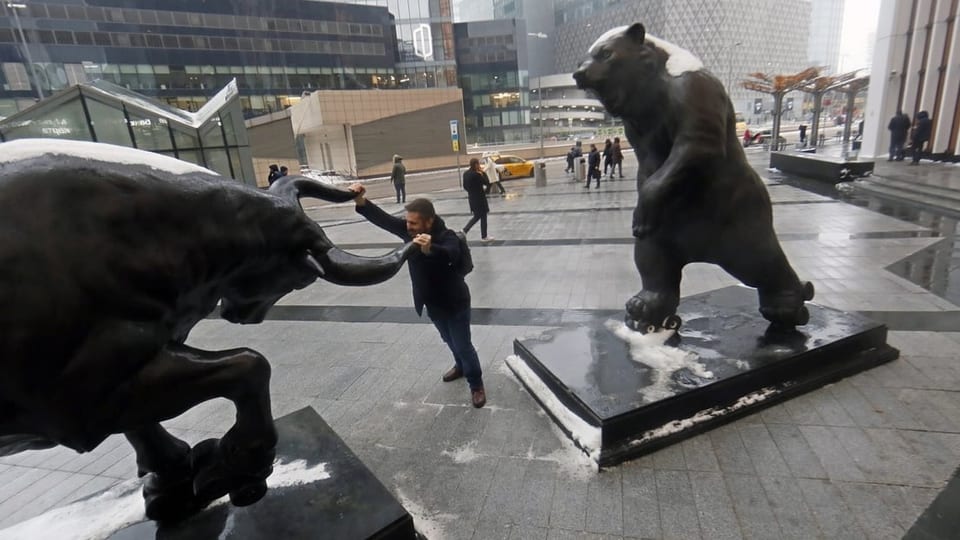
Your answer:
[5,2,44,100]
[527,32,548,160]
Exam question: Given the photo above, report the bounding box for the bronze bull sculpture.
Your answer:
[0,139,415,521]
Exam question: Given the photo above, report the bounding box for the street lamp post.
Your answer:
[723,41,742,98]
[527,32,548,161]
[6,2,44,100]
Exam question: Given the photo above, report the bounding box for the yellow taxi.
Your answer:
[481,153,535,180]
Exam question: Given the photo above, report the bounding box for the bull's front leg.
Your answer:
[125,424,199,521]
[103,343,278,515]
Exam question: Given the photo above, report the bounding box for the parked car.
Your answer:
[300,169,351,184]
[481,154,534,179]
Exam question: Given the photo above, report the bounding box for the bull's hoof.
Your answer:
[229,478,268,507]
[142,473,204,522]
[191,438,274,506]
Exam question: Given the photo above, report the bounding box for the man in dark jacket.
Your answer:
[349,185,486,408]
[610,137,624,178]
[586,143,601,188]
[888,110,911,161]
[910,110,932,165]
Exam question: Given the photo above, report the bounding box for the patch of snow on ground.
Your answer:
[394,488,457,540]
[441,442,482,464]
[0,459,329,540]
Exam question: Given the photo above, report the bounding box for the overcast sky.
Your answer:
[838,0,882,72]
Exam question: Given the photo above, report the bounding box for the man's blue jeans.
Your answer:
[430,307,483,390]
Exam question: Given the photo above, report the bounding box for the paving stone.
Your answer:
[724,473,782,540]
[689,471,742,540]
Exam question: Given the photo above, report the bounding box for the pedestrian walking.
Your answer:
[586,143,601,189]
[602,139,613,176]
[267,164,280,185]
[483,155,506,195]
[390,154,406,203]
[610,137,624,178]
[462,158,493,242]
[798,124,807,146]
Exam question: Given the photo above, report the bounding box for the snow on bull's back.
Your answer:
[0,138,216,176]
[588,26,704,76]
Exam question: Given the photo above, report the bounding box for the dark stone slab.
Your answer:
[904,466,960,540]
[509,286,899,467]
[770,151,874,182]
[106,407,418,539]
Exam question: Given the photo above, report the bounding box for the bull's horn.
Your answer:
[314,242,417,286]
[269,175,357,204]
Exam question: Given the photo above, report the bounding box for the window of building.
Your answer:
[84,98,131,146]
[3,97,91,140]
[2,63,30,91]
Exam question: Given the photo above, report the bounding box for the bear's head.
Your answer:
[573,23,703,119]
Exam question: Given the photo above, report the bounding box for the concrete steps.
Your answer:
[852,174,960,215]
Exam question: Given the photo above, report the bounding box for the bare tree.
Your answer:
[742,68,820,150]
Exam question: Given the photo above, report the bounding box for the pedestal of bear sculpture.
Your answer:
[507,286,899,467]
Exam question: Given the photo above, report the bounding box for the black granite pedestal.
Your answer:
[770,150,874,182]
[105,407,418,539]
[508,286,899,467]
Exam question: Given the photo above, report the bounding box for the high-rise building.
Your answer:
[454,19,531,144]
[808,0,845,73]
[0,0,398,119]
[452,0,494,22]
[493,0,555,78]
[552,0,812,120]
[328,0,459,89]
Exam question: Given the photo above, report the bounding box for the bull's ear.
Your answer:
[625,23,645,43]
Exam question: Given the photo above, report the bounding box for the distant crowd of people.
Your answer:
[565,137,623,188]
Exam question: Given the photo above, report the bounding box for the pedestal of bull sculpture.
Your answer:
[2,408,419,540]
[507,286,899,467]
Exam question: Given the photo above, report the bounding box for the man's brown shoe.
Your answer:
[471,388,486,408]
[442,366,463,382]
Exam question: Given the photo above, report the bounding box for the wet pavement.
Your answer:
[3,144,960,539]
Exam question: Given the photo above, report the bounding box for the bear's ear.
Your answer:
[625,23,646,43]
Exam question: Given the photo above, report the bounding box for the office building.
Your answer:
[454,19,531,144]
[0,0,397,119]
[552,0,812,120]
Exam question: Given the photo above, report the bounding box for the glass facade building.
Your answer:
[0,79,256,184]
[321,0,459,89]
[0,0,398,119]
[454,19,530,145]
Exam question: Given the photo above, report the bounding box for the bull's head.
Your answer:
[219,176,416,324]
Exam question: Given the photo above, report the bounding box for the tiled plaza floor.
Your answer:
[2,150,960,539]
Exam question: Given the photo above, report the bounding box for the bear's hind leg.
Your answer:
[625,239,683,332]
[721,235,814,328]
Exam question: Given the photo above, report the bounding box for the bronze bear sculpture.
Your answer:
[573,23,813,333]
[0,139,416,521]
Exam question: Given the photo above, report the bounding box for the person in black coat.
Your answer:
[349,185,487,408]
[602,138,613,175]
[586,143,601,188]
[887,111,911,161]
[462,158,493,241]
[910,110,932,165]
[267,164,280,185]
